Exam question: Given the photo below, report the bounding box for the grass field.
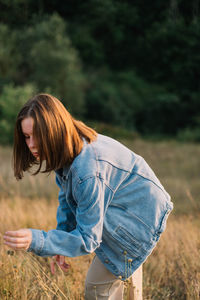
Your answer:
[0,138,199,299]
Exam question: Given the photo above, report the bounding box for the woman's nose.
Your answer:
[29,136,36,149]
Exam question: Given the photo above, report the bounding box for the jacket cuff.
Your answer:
[27,229,45,254]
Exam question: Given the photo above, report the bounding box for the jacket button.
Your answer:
[118,276,122,279]
[128,258,133,263]
[123,251,127,255]
[104,259,109,263]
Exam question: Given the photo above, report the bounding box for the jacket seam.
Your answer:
[73,173,115,194]
[131,171,169,200]
[91,143,100,175]
[97,158,132,174]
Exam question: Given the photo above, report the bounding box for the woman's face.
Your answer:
[21,117,39,160]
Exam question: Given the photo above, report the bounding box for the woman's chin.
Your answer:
[32,154,40,161]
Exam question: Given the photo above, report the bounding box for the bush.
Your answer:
[85,69,145,128]
[85,69,181,135]
[0,83,36,144]
[86,121,138,140]
[177,127,200,142]
[0,24,21,90]
[18,14,85,117]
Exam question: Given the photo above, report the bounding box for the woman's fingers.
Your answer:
[58,256,70,272]
[3,229,32,250]
[50,257,56,275]
[4,236,30,244]
[59,262,70,272]
[58,255,65,265]
[4,241,29,250]
[4,236,31,249]
[50,255,70,274]
[4,230,28,237]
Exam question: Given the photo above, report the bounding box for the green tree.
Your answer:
[0,24,21,90]
[0,83,36,144]
[17,14,86,117]
[0,1,200,139]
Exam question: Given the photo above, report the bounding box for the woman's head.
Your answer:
[13,94,97,180]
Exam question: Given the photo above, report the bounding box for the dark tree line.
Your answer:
[0,0,200,143]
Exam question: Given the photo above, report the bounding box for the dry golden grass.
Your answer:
[0,197,93,299]
[144,215,200,299]
[0,139,200,299]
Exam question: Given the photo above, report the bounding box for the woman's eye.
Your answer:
[25,136,30,139]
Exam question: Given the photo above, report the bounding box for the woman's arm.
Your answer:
[55,174,76,232]
[3,174,76,251]
[27,176,107,257]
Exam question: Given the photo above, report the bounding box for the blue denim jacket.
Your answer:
[28,134,173,279]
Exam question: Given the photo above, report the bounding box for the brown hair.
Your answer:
[13,94,97,180]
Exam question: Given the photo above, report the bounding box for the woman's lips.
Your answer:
[32,152,39,157]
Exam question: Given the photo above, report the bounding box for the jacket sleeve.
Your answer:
[55,175,76,232]
[28,176,105,257]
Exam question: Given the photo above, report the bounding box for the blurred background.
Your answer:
[0,0,200,144]
[0,2,200,299]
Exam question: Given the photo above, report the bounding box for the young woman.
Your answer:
[4,94,173,299]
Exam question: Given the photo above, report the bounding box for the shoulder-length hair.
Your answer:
[13,93,97,180]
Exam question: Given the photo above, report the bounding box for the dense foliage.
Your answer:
[0,0,200,143]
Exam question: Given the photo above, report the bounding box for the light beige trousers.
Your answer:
[85,255,142,300]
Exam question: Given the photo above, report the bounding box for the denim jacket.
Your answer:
[28,134,173,279]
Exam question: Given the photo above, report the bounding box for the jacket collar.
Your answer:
[55,138,87,181]
[55,164,70,181]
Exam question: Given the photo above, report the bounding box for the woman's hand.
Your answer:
[3,229,32,250]
[50,255,70,274]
